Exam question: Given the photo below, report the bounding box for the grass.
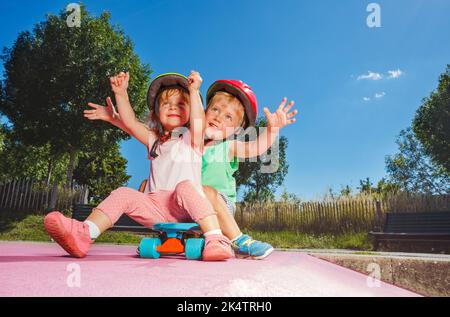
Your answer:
[243,229,373,250]
[0,213,373,251]
[351,251,381,256]
[0,214,144,245]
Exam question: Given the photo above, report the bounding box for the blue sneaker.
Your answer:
[232,234,274,260]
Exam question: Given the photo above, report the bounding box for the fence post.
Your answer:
[8,180,17,209]
[1,180,11,208]
[275,205,279,229]
[375,200,382,231]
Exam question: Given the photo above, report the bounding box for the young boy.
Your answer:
[199,80,297,259]
[85,79,297,259]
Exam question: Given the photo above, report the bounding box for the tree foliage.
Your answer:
[385,128,449,195]
[413,65,450,172]
[235,118,289,202]
[0,5,150,188]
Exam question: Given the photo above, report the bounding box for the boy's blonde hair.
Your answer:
[207,91,246,127]
[145,88,190,137]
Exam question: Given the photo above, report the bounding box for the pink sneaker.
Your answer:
[202,234,233,261]
[44,211,92,258]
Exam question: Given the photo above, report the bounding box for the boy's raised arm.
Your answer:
[230,98,297,159]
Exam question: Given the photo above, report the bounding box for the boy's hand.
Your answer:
[187,70,202,91]
[84,97,119,123]
[110,71,129,95]
[264,97,298,130]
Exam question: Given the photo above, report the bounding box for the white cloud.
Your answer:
[387,69,403,79]
[357,71,383,81]
[375,92,386,98]
[363,97,371,101]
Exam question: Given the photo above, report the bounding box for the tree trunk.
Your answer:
[66,149,77,188]
[49,180,58,210]
[46,158,53,186]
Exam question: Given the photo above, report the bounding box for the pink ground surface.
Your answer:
[0,241,420,297]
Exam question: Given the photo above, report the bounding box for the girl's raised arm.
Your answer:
[110,72,157,147]
[84,97,150,139]
[187,71,206,152]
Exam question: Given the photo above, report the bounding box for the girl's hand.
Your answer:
[187,70,202,91]
[84,97,118,122]
[263,97,298,129]
[110,71,130,95]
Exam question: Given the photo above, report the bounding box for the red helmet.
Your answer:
[206,80,258,128]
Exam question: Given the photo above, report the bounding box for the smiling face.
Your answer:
[205,92,246,140]
[157,88,190,132]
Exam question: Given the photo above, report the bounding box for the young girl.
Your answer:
[44,71,233,261]
[86,79,298,260]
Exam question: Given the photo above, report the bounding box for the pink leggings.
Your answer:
[96,180,216,228]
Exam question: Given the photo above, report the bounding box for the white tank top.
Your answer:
[144,127,203,194]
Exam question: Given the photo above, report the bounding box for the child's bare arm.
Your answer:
[110,72,156,147]
[84,97,149,138]
[230,98,297,159]
[187,70,206,151]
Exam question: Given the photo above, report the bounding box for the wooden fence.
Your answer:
[0,179,88,215]
[235,194,450,233]
[1,178,449,235]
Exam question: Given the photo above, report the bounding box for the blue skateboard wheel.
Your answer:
[185,238,205,260]
[139,237,161,259]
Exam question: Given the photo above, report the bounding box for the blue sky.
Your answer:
[1,0,449,200]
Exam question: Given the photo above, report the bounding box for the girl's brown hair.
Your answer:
[144,88,190,138]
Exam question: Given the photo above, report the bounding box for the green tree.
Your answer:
[0,5,150,187]
[357,177,377,195]
[0,123,69,182]
[243,188,276,203]
[72,143,130,203]
[235,118,289,203]
[375,177,400,196]
[385,128,449,194]
[339,185,352,197]
[412,65,450,172]
[280,186,302,204]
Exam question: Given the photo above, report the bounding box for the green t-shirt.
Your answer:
[202,140,238,203]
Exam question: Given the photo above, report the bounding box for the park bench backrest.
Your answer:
[72,179,150,232]
[384,211,450,234]
[72,204,149,232]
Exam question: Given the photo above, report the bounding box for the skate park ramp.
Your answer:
[0,241,420,297]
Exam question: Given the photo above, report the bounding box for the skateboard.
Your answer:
[138,223,205,260]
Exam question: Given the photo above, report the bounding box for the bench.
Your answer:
[369,211,450,251]
[72,179,151,233]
